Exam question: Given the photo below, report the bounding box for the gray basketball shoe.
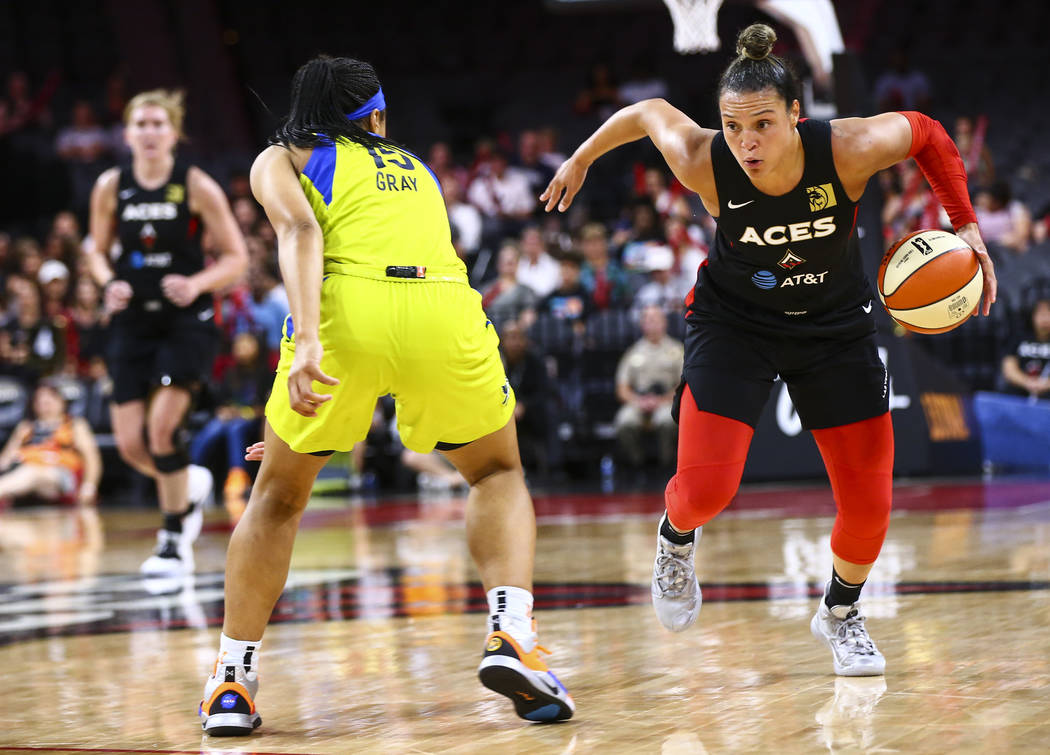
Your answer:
[810,591,886,676]
[651,514,702,632]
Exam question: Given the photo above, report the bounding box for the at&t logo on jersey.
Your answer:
[739,216,836,246]
[780,270,829,287]
[751,270,777,289]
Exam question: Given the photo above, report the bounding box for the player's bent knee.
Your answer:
[664,462,744,531]
[151,449,190,474]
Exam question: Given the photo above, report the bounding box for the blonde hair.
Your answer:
[123,89,186,139]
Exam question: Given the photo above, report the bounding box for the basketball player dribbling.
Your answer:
[84,90,248,576]
[542,24,996,676]
[199,56,573,736]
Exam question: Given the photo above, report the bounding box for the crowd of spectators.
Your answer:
[4,44,1050,500]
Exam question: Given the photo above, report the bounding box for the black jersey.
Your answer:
[688,119,874,338]
[114,162,208,316]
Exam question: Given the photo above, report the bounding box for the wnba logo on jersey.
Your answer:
[806,183,837,212]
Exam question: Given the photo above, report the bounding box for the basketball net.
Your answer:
[661,0,724,54]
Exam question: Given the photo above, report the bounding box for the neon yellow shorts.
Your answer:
[266,272,514,454]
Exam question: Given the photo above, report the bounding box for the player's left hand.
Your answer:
[244,441,265,462]
[161,274,200,307]
[956,223,996,316]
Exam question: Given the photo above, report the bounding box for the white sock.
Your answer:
[486,586,535,651]
[217,633,261,675]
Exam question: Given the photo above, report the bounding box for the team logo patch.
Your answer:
[806,183,837,212]
[778,250,806,270]
[165,184,185,203]
[751,270,778,290]
[487,636,503,651]
[220,693,239,710]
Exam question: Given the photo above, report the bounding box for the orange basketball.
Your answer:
[877,229,983,334]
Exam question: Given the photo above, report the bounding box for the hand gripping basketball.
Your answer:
[954,222,997,316]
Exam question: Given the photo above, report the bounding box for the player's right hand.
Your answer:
[540,157,589,213]
[103,280,133,315]
[288,340,340,417]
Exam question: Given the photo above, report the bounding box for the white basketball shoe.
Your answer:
[140,465,210,575]
[651,514,702,632]
[810,587,886,676]
[200,658,261,736]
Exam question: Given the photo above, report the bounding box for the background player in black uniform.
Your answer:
[542,24,996,676]
[83,89,248,575]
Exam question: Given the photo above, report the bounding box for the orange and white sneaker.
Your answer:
[199,659,261,736]
[478,628,574,722]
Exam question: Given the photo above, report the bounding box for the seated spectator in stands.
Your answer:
[481,241,538,328]
[536,126,566,173]
[51,211,81,244]
[873,47,931,112]
[14,237,43,281]
[428,141,467,188]
[68,276,108,376]
[189,332,272,523]
[879,163,937,243]
[467,147,536,243]
[1000,297,1050,399]
[516,224,560,298]
[618,56,669,105]
[443,174,482,263]
[579,222,632,311]
[0,381,101,508]
[975,182,1031,255]
[633,245,684,317]
[613,305,683,471]
[616,199,665,271]
[1,71,53,136]
[55,100,112,215]
[641,167,674,216]
[247,261,289,358]
[0,277,67,383]
[574,62,622,121]
[38,260,71,322]
[664,204,708,297]
[231,196,262,239]
[500,320,554,474]
[954,115,995,188]
[514,129,555,200]
[539,251,592,330]
[1033,203,1050,245]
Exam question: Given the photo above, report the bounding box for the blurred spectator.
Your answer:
[428,140,467,188]
[514,129,555,199]
[231,196,262,238]
[247,261,289,357]
[467,148,536,242]
[632,245,683,317]
[618,56,669,105]
[443,174,482,261]
[14,237,43,281]
[55,100,112,216]
[954,115,995,188]
[190,331,272,522]
[0,277,67,382]
[539,251,591,328]
[516,224,561,298]
[0,381,101,508]
[616,199,665,271]
[38,260,71,321]
[68,276,108,376]
[536,127,566,174]
[1,71,53,135]
[880,163,937,244]
[873,47,931,111]
[579,222,632,311]
[641,167,674,216]
[1000,297,1050,399]
[613,305,683,471]
[975,182,1031,254]
[500,320,555,475]
[574,62,622,121]
[481,240,538,328]
[51,211,81,243]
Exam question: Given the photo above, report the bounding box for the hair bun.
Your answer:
[736,23,776,61]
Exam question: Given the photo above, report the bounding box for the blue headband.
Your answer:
[346,88,385,122]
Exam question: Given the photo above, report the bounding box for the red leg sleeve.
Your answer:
[812,412,895,565]
[664,385,754,531]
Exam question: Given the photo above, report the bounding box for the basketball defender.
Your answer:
[542,24,995,675]
[199,56,573,736]
[85,90,248,575]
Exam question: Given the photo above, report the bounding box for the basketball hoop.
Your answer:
[661,0,724,54]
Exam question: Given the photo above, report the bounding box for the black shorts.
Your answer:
[106,311,219,405]
[673,317,888,430]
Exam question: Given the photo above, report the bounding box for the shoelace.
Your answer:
[654,545,693,595]
[836,610,878,656]
[154,531,179,559]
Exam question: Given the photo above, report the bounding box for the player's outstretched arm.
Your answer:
[833,112,996,315]
[541,99,716,212]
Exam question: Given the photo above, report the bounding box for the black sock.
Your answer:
[660,513,695,545]
[162,504,195,534]
[825,568,865,609]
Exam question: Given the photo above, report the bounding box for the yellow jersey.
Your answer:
[298,138,467,279]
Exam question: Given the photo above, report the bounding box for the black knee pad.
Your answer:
[152,449,190,473]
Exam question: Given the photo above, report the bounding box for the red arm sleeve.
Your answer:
[899,111,978,230]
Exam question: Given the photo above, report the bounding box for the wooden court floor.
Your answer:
[1,477,1048,754]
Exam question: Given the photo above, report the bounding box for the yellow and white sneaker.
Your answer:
[199,658,261,736]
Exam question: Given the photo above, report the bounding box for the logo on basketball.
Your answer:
[487,636,503,651]
[751,270,778,290]
[806,183,837,212]
[778,250,806,270]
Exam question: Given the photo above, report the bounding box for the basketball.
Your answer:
[877,229,984,334]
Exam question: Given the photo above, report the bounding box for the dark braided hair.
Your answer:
[272,55,393,149]
[718,24,801,109]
